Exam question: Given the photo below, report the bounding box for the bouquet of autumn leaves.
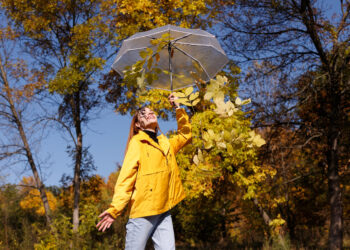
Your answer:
[171,75,270,199]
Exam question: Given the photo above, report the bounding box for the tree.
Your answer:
[0,0,117,232]
[0,21,53,228]
[219,0,350,248]
[109,0,226,39]
[19,176,57,216]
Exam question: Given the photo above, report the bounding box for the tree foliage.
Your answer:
[109,0,224,40]
[218,0,350,248]
[0,0,118,232]
[19,177,57,216]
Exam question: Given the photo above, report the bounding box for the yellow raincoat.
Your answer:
[106,108,191,219]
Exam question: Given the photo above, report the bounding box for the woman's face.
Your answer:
[136,107,158,131]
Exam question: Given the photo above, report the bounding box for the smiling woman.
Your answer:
[96,94,192,250]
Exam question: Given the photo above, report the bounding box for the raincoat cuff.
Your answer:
[105,207,119,219]
[175,108,186,116]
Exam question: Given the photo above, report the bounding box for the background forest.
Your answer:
[0,0,349,249]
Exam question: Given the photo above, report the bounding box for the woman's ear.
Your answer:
[135,122,141,129]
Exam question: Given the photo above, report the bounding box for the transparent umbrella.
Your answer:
[112,25,229,91]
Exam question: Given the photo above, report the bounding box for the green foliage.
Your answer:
[1,0,112,95]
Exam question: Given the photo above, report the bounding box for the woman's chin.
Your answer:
[143,121,158,131]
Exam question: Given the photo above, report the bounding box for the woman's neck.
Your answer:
[143,128,156,133]
[142,129,158,143]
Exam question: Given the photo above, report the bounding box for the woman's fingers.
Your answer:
[168,93,177,100]
[96,217,105,229]
[102,221,111,232]
[101,219,113,232]
[98,220,109,231]
[101,222,107,232]
[96,212,115,232]
[98,211,108,218]
[168,94,179,108]
[96,217,107,230]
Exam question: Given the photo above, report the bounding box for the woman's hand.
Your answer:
[168,93,180,109]
[96,210,115,232]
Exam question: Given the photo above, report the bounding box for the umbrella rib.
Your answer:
[114,45,157,62]
[146,43,169,61]
[171,33,192,43]
[174,42,227,56]
[125,30,170,41]
[172,44,211,80]
[126,31,214,42]
[122,46,156,52]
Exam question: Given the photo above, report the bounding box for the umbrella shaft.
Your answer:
[168,43,173,92]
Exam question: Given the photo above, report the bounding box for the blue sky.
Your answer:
[3,106,178,186]
[45,109,177,186]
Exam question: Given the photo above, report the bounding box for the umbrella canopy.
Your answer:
[112,25,229,91]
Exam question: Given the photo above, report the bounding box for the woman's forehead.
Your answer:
[139,107,152,113]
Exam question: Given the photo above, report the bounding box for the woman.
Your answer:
[96,94,191,250]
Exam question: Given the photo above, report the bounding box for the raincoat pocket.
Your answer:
[143,169,170,208]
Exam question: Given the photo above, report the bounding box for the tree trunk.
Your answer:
[253,197,272,226]
[72,92,82,233]
[299,2,344,246]
[0,58,53,228]
[327,126,343,250]
[4,197,9,250]
[326,74,343,249]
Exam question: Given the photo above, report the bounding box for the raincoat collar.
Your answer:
[138,130,170,156]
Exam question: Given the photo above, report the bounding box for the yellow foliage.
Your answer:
[18,176,57,216]
[173,87,201,107]
[20,189,57,216]
[172,74,272,202]
[110,0,213,39]
[269,214,286,234]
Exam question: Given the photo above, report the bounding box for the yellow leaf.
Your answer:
[193,155,199,165]
[192,98,200,106]
[217,141,226,148]
[208,129,215,138]
[173,91,186,98]
[177,99,192,106]
[204,141,213,149]
[184,86,194,96]
[235,97,242,105]
[253,134,266,147]
[155,53,160,62]
[198,149,203,162]
[147,57,153,70]
[241,98,251,105]
[189,92,199,101]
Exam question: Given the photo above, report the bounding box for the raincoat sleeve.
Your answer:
[169,108,192,154]
[106,138,140,219]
